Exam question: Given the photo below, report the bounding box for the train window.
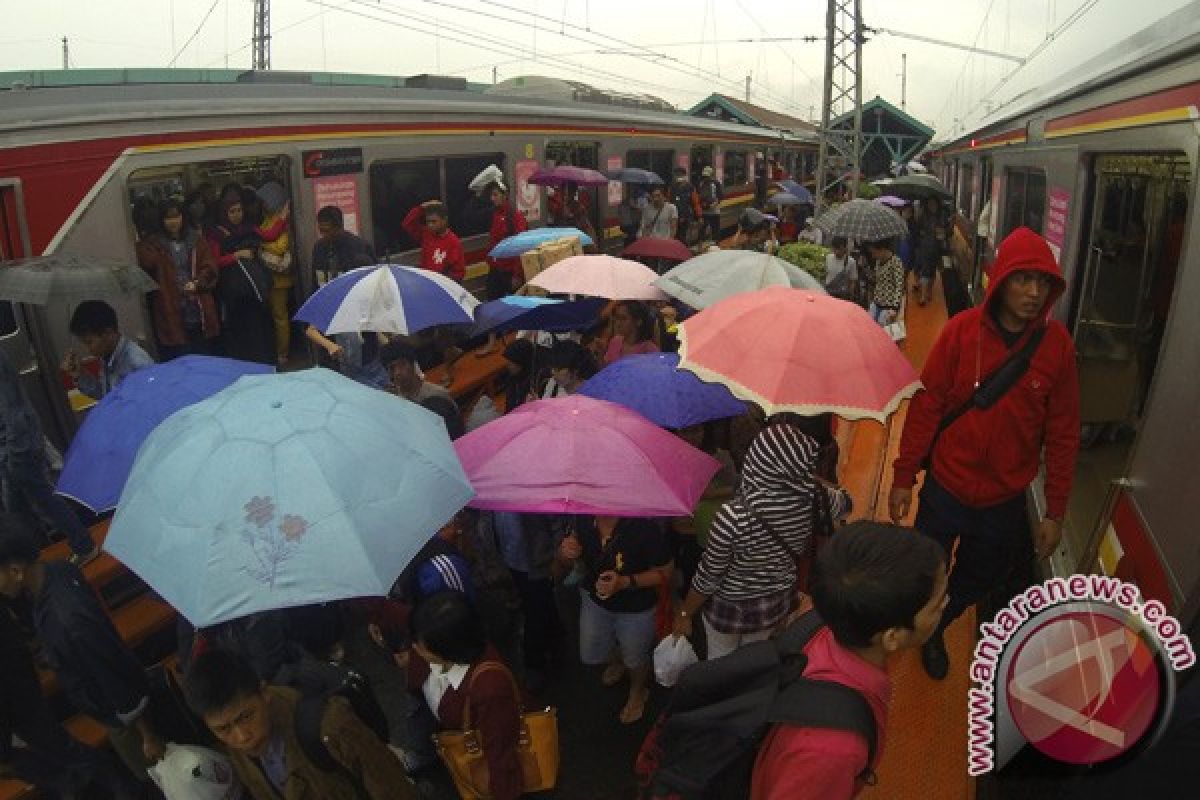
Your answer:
[627,149,675,185]
[1002,168,1046,236]
[0,300,16,338]
[369,159,440,255]
[445,154,506,239]
[724,150,750,187]
[958,164,974,218]
[690,144,714,179]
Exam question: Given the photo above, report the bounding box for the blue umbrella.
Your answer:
[293,264,478,335]
[488,227,594,259]
[767,192,805,207]
[472,295,607,336]
[775,180,814,204]
[56,356,273,513]
[578,352,747,429]
[105,368,474,627]
[606,167,664,186]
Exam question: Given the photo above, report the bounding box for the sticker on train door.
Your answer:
[514,159,541,223]
[312,176,361,235]
[606,155,623,207]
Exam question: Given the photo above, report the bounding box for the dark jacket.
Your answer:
[227,686,415,800]
[0,600,44,751]
[32,562,149,727]
[0,351,41,473]
[310,230,376,279]
[136,232,221,346]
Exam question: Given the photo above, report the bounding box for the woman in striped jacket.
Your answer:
[673,417,852,660]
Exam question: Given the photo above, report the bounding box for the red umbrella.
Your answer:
[528,166,610,187]
[622,237,693,262]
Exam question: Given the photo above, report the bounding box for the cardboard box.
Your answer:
[520,249,545,283]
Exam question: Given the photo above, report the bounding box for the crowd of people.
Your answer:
[0,149,1081,800]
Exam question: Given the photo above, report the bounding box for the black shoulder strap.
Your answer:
[926,324,1048,460]
[294,693,340,772]
[769,676,879,783]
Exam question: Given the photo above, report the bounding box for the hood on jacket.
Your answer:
[739,422,814,520]
[983,226,1066,322]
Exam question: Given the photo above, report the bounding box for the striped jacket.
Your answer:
[692,423,851,603]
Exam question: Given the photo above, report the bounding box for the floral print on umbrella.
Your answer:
[240,496,308,588]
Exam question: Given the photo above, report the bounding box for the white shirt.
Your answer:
[422,662,471,719]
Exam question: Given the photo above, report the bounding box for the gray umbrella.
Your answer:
[813,199,908,241]
[876,173,952,200]
[0,254,157,306]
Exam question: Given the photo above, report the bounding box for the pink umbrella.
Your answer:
[453,395,720,516]
[623,237,694,263]
[528,165,610,187]
[530,254,667,301]
[875,195,909,208]
[676,286,921,421]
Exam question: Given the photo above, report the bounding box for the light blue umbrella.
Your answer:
[105,368,474,627]
[488,227,594,259]
[56,355,273,513]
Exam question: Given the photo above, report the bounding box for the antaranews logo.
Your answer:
[967,575,1195,776]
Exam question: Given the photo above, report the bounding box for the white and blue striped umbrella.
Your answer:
[294,264,479,335]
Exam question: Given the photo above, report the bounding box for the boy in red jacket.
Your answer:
[751,522,947,800]
[485,182,529,300]
[401,200,465,283]
[889,226,1080,680]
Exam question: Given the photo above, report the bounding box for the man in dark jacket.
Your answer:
[311,205,375,285]
[697,166,723,243]
[0,587,142,798]
[670,167,697,246]
[889,227,1080,680]
[0,514,164,778]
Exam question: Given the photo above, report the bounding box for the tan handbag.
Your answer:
[432,661,559,800]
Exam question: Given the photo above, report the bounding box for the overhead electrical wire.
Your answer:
[167,0,221,67]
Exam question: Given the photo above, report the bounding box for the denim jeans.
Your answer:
[3,454,94,556]
[915,472,1029,636]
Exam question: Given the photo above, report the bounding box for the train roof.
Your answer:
[0,67,815,146]
[941,2,1200,150]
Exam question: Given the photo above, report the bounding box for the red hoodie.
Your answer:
[893,226,1080,519]
[402,205,466,283]
[486,202,529,277]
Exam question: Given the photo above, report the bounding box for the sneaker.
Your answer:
[68,546,101,569]
[921,632,949,681]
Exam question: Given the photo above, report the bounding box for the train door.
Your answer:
[545,141,600,238]
[0,179,74,450]
[1066,153,1190,559]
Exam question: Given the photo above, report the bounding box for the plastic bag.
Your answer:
[653,635,699,688]
[148,743,245,800]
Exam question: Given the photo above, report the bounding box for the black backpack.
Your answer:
[287,659,391,774]
[635,611,878,799]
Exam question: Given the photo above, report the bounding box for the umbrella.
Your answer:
[105,368,474,627]
[578,352,747,429]
[774,180,814,204]
[813,199,908,241]
[875,195,909,209]
[453,394,720,516]
[472,295,607,336]
[56,356,274,513]
[528,166,610,187]
[766,192,805,207]
[530,254,667,301]
[880,173,952,200]
[488,227,594,259]
[676,286,921,421]
[905,161,929,174]
[606,168,664,186]
[621,237,693,263]
[0,254,157,305]
[655,250,825,309]
[294,264,478,335]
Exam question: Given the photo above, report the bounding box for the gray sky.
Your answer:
[1,0,1191,138]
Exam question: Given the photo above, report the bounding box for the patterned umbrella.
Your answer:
[878,174,952,200]
[528,166,610,187]
[813,199,908,241]
[294,264,478,335]
[0,254,157,305]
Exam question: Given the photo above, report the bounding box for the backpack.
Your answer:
[635,611,878,800]
[288,659,391,774]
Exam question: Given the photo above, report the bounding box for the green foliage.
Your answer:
[777,242,830,283]
[857,182,882,200]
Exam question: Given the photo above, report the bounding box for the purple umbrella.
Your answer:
[875,195,909,208]
[528,165,610,187]
[578,352,747,430]
[453,395,720,516]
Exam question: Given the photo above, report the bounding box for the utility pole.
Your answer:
[252,0,271,71]
[61,37,69,70]
[815,0,863,212]
[493,66,498,84]
[745,73,751,102]
[901,53,907,110]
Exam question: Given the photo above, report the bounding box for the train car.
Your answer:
[0,68,816,451]
[928,5,1200,633]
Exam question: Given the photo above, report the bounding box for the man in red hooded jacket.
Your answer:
[888,226,1080,680]
[485,182,529,300]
